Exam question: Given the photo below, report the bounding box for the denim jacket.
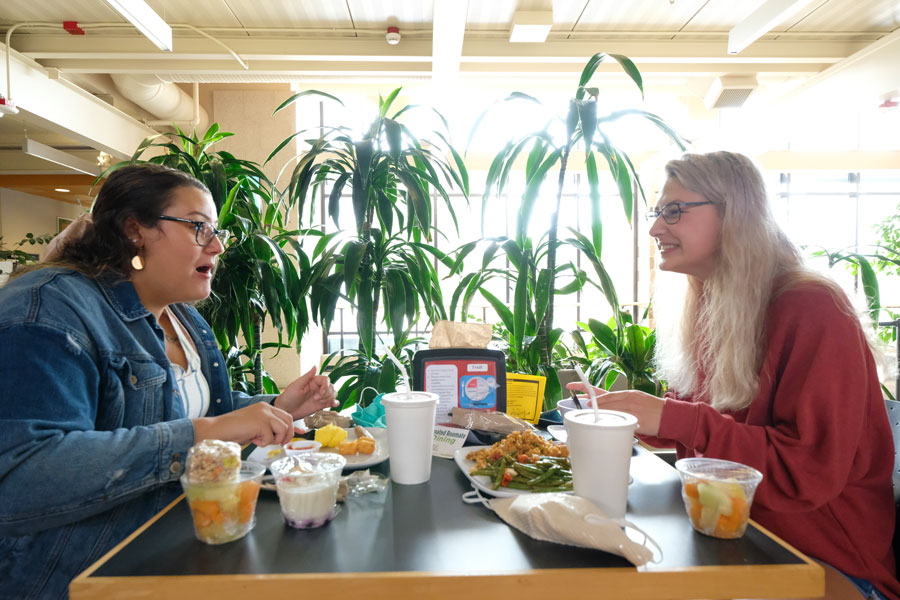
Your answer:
[0,268,260,599]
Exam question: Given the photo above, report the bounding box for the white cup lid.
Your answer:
[380,391,438,408]
[564,408,637,429]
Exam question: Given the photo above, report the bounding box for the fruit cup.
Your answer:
[180,461,265,545]
[674,457,763,539]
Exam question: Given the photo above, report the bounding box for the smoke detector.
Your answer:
[385,26,401,45]
[705,75,758,109]
[0,95,18,117]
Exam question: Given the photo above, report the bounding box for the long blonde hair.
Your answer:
[653,151,856,412]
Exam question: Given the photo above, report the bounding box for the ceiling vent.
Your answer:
[705,75,758,109]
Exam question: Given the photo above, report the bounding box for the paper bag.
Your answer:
[429,320,492,349]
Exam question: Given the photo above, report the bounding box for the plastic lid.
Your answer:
[380,391,438,408]
[270,452,346,477]
[564,408,638,429]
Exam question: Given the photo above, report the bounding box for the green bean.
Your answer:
[528,465,560,485]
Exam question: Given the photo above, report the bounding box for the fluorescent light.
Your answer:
[55,188,71,193]
[728,0,816,54]
[432,0,468,89]
[510,11,553,43]
[101,0,173,52]
[22,139,101,176]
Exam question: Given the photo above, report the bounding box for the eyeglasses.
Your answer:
[157,215,229,247]
[646,201,715,225]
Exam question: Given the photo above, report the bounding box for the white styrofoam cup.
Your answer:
[564,408,637,520]
[380,391,439,485]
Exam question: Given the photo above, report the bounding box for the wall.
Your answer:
[0,188,87,259]
[211,87,324,388]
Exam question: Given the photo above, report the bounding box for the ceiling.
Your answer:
[1,0,899,204]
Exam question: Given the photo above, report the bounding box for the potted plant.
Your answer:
[455,52,685,406]
[105,124,332,393]
[269,88,469,406]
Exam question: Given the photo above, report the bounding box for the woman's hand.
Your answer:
[273,366,337,419]
[565,382,665,436]
[193,402,295,446]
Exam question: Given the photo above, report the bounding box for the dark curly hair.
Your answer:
[56,164,209,277]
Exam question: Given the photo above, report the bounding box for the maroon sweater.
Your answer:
[647,284,899,599]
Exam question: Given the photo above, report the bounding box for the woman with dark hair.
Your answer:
[0,163,336,599]
[570,151,899,599]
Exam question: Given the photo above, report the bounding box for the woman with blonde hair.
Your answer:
[569,151,898,600]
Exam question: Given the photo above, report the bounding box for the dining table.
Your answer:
[70,444,824,600]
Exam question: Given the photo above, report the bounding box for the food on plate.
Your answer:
[270,454,346,529]
[465,430,571,492]
[184,439,242,483]
[682,478,751,539]
[354,425,374,439]
[315,423,348,447]
[337,439,358,455]
[356,436,375,455]
[305,410,353,429]
[466,430,568,471]
[266,446,287,461]
[469,451,573,492]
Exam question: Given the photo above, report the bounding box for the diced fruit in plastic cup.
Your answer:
[270,453,346,529]
[674,457,763,540]
[180,461,265,545]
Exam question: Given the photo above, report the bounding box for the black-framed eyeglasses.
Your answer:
[157,215,229,247]
[646,201,715,225]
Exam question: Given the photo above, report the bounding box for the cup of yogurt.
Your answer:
[270,453,346,529]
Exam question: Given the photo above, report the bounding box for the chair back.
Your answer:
[885,399,900,579]
[886,400,900,503]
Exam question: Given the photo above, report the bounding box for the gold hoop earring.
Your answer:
[131,254,145,271]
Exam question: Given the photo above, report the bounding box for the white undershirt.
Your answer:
[165,307,210,418]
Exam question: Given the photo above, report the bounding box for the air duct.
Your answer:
[110,74,208,130]
[705,75,758,109]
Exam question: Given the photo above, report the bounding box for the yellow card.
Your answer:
[505,373,546,424]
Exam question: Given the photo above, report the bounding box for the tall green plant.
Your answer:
[269,88,469,359]
[469,52,686,370]
[106,124,333,394]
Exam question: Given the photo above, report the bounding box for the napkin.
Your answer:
[470,492,661,567]
[352,393,386,428]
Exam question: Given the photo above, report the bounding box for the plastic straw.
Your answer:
[383,344,410,395]
[572,364,600,422]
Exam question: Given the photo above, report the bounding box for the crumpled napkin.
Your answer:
[484,493,660,567]
[352,393,386,428]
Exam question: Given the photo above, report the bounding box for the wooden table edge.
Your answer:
[70,561,823,600]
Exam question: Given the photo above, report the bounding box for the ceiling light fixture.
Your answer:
[509,11,553,43]
[100,0,173,52]
[728,0,816,54]
[55,188,71,193]
[385,26,401,45]
[22,139,101,176]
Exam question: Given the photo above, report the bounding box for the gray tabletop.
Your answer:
[91,446,801,578]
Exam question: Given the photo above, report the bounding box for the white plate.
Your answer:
[246,444,290,467]
[319,427,389,470]
[453,445,572,498]
[547,425,567,443]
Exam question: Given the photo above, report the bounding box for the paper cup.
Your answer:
[381,391,439,485]
[564,409,637,520]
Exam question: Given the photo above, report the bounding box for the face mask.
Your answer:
[463,489,662,567]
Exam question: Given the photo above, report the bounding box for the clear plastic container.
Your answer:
[180,461,265,544]
[270,453,346,529]
[674,457,763,539]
